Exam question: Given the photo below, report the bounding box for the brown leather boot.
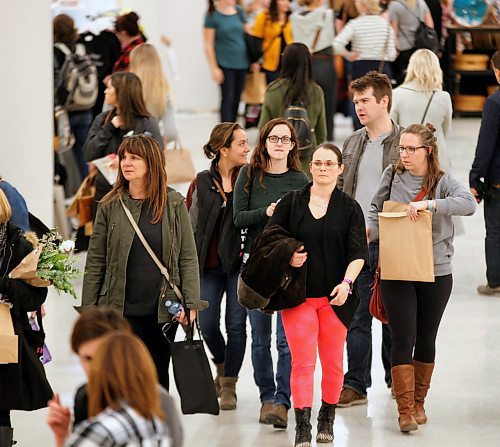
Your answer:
[413,360,435,425]
[214,363,224,398]
[219,377,238,411]
[391,364,418,433]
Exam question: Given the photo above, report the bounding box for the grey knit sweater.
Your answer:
[367,167,477,276]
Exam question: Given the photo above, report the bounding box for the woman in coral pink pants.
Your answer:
[269,144,368,447]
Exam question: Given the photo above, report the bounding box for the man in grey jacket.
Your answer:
[337,71,402,407]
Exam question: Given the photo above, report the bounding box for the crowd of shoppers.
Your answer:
[3,4,497,447]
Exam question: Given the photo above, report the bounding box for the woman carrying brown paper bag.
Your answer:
[367,123,476,433]
[0,190,53,446]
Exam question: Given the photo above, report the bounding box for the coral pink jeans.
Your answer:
[281,297,347,409]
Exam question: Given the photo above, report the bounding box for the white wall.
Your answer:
[1,0,53,226]
[160,0,219,112]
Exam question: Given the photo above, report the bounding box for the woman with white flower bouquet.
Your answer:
[0,189,54,447]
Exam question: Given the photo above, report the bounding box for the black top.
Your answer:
[296,208,328,297]
[269,184,368,328]
[124,202,163,316]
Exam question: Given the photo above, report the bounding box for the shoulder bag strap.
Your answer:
[378,23,391,73]
[420,91,436,125]
[390,165,427,201]
[119,197,184,302]
[311,11,327,53]
[212,178,228,203]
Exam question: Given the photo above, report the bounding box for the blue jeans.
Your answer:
[69,110,92,180]
[220,67,247,122]
[198,267,247,377]
[344,244,392,395]
[485,187,500,288]
[248,309,291,408]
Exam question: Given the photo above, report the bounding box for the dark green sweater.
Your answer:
[233,165,310,253]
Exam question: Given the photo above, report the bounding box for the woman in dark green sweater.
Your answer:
[233,117,309,429]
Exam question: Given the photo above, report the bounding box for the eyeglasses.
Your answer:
[267,135,292,145]
[396,145,427,155]
[310,160,339,169]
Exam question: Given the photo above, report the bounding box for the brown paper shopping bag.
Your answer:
[379,201,434,282]
[0,303,18,363]
[242,71,266,105]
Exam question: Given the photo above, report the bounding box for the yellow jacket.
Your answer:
[252,11,293,72]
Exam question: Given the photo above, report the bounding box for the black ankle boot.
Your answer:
[316,400,336,443]
[294,408,312,447]
[0,427,14,447]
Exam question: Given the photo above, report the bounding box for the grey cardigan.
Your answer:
[367,167,477,276]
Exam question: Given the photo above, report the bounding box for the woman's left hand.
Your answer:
[407,201,428,221]
[329,283,350,306]
[175,308,197,326]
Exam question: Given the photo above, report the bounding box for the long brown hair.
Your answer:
[245,118,302,192]
[87,331,164,420]
[109,72,150,130]
[101,135,167,223]
[395,123,444,199]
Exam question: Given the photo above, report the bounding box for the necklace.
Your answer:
[310,201,328,209]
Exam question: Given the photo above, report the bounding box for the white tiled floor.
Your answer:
[11,113,500,446]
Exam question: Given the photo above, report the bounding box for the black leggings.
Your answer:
[0,410,10,427]
[125,315,178,391]
[381,275,453,366]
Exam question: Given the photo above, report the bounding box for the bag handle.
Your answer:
[378,24,392,73]
[420,91,436,125]
[311,11,327,53]
[212,178,228,203]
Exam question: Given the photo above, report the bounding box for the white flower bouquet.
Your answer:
[9,230,80,298]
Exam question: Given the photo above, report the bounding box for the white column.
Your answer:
[1,0,54,227]
[160,0,219,112]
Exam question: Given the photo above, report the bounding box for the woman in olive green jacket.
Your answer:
[82,135,207,390]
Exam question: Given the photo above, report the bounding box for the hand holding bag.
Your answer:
[120,199,219,415]
[369,183,429,322]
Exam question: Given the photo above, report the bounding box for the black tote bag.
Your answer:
[169,323,220,415]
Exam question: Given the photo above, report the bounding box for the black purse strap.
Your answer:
[420,91,436,124]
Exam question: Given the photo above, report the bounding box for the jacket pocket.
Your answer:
[98,272,111,297]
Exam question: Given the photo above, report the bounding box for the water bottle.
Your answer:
[165,300,183,316]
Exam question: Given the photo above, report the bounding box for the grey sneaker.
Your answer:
[477,284,500,296]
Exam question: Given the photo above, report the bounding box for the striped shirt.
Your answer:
[66,404,171,447]
[333,15,397,62]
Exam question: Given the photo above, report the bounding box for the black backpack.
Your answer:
[54,43,98,111]
[283,104,313,152]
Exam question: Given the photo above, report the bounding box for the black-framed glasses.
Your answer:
[310,160,339,169]
[396,145,427,155]
[267,135,292,145]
